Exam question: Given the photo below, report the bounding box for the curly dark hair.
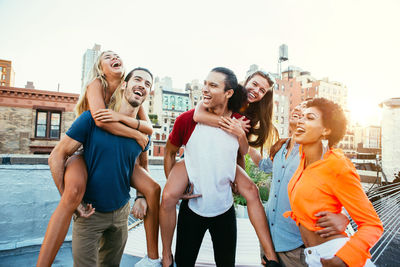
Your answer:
[306,98,347,147]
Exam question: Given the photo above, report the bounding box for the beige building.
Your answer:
[144,77,192,157]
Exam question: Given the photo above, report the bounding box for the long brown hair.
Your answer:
[243,71,278,151]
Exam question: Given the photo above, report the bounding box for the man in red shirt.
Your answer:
[163,67,247,267]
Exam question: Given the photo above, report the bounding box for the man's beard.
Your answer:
[128,99,141,107]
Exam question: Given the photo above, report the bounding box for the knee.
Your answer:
[243,182,260,202]
[151,183,161,199]
[161,190,179,209]
[143,182,161,201]
[61,184,85,209]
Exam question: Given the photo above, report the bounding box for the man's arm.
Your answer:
[131,151,149,219]
[134,151,149,198]
[138,150,149,171]
[164,140,180,178]
[48,135,82,195]
[135,151,148,198]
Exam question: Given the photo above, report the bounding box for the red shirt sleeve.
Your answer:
[168,109,196,147]
[231,112,248,120]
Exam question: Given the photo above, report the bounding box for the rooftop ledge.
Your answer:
[0,154,164,165]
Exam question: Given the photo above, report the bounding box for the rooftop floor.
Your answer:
[0,242,141,267]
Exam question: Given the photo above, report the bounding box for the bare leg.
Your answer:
[37,155,87,267]
[130,165,161,260]
[235,165,279,262]
[159,160,189,267]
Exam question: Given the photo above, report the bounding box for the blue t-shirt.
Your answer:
[66,111,149,212]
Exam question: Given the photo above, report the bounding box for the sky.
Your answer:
[1,0,399,126]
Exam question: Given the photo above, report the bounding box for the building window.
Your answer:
[1,74,5,80]
[0,67,2,72]
[35,110,61,139]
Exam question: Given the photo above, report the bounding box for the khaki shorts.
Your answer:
[277,246,306,267]
[260,243,306,267]
[72,202,130,267]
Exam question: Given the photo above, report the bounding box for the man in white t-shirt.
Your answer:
[164,67,248,267]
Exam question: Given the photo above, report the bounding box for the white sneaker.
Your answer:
[135,255,162,267]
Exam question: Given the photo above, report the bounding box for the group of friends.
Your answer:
[35,50,383,267]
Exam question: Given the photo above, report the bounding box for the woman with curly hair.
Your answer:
[284,98,383,267]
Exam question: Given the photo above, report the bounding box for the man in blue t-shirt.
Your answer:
[48,68,153,267]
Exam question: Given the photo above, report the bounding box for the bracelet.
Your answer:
[134,195,145,202]
[136,119,141,130]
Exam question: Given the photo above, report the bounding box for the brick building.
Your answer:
[0,86,79,154]
[0,59,15,87]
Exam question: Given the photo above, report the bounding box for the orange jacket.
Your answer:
[284,148,383,267]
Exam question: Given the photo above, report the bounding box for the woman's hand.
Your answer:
[315,211,350,238]
[180,182,202,200]
[219,117,246,138]
[74,203,95,219]
[321,256,346,267]
[236,116,251,133]
[131,198,147,219]
[135,133,149,151]
[93,109,121,123]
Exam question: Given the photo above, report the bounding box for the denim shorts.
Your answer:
[304,237,375,267]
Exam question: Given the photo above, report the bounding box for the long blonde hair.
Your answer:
[75,50,125,115]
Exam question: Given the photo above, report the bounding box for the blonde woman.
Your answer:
[37,51,161,267]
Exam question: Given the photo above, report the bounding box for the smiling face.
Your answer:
[100,51,124,77]
[294,106,331,145]
[202,71,233,110]
[245,74,271,103]
[124,70,153,107]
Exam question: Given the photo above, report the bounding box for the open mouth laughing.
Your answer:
[111,60,122,68]
[295,126,306,135]
[133,89,143,97]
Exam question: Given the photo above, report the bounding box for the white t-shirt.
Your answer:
[184,123,239,217]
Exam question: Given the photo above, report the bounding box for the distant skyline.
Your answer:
[1,0,399,126]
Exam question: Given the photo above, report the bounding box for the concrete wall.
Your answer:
[0,165,69,250]
[0,156,166,251]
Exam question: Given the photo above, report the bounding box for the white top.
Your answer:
[184,123,239,217]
